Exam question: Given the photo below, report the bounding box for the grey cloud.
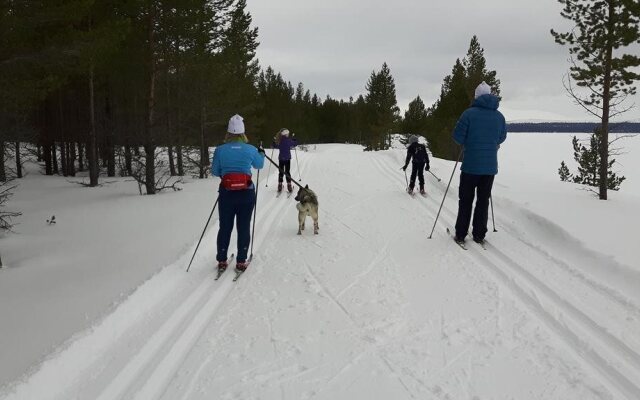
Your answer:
[247,0,639,121]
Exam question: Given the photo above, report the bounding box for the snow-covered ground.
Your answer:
[1,132,639,399]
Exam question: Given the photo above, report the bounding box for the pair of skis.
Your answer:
[214,254,251,282]
[276,190,294,198]
[407,191,427,198]
[446,228,487,251]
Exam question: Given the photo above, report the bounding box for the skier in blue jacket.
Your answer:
[273,128,297,193]
[211,114,265,273]
[452,82,507,245]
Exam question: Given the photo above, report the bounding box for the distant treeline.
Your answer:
[507,122,640,133]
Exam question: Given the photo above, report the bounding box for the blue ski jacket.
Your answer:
[453,94,507,175]
[211,142,265,181]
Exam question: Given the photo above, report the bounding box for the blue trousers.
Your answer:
[455,172,494,240]
[216,188,255,263]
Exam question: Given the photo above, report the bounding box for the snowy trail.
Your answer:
[374,151,640,399]
[2,144,639,400]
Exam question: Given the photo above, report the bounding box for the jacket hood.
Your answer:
[472,94,500,110]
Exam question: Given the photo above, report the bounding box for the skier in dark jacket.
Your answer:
[272,128,297,193]
[211,114,265,274]
[402,135,430,195]
[452,82,507,245]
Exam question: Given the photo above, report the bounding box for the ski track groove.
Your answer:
[167,152,315,400]
[381,151,640,316]
[299,259,420,399]
[374,151,640,399]
[335,242,390,299]
[88,153,314,400]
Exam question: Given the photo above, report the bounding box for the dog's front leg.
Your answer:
[298,213,304,235]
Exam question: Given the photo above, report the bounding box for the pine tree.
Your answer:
[402,96,428,139]
[567,132,625,191]
[558,161,572,182]
[218,0,259,128]
[426,59,467,159]
[463,35,501,102]
[551,0,640,200]
[365,62,399,150]
[426,37,501,160]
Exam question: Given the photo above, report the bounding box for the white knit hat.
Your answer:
[227,114,245,134]
[280,128,290,136]
[474,82,492,99]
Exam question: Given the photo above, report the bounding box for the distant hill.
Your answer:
[507,122,640,133]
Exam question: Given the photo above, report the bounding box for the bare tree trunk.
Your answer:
[88,65,99,186]
[144,6,157,195]
[176,145,184,176]
[60,143,67,176]
[0,142,6,182]
[105,91,116,177]
[599,2,614,201]
[166,79,176,176]
[168,145,176,176]
[43,143,53,175]
[199,105,207,179]
[51,144,59,175]
[77,142,84,171]
[36,145,42,162]
[124,144,132,176]
[15,142,22,178]
[67,142,76,176]
[58,91,67,176]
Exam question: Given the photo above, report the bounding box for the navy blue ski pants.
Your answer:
[455,172,494,241]
[409,162,425,190]
[216,187,255,263]
[278,159,292,183]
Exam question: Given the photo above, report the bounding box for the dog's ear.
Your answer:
[305,184,309,189]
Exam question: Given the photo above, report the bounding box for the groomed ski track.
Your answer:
[2,144,639,400]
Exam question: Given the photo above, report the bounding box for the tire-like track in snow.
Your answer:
[372,152,640,400]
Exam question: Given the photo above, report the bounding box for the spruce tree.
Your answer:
[218,0,260,129]
[426,37,501,160]
[463,35,501,102]
[551,0,640,199]
[365,62,399,150]
[562,132,626,191]
[558,161,572,182]
[402,96,428,138]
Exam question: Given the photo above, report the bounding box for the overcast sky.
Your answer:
[245,0,640,122]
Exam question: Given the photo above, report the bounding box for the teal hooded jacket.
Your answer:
[453,94,507,175]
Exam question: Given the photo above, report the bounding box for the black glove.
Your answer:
[401,165,407,171]
[258,147,265,155]
[425,164,430,171]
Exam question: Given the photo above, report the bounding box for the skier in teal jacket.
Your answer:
[452,82,507,244]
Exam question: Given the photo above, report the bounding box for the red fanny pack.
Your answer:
[221,173,252,190]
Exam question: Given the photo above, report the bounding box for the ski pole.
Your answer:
[294,146,301,181]
[186,197,218,272]
[428,170,442,182]
[249,171,260,260]
[249,162,261,261]
[264,153,305,190]
[428,149,463,239]
[403,168,409,191]
[490,196,497,232]
[265,147,275,187]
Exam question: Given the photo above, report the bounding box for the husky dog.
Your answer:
[294,185,319,235]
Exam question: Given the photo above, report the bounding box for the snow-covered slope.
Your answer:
[1,133,640,399]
